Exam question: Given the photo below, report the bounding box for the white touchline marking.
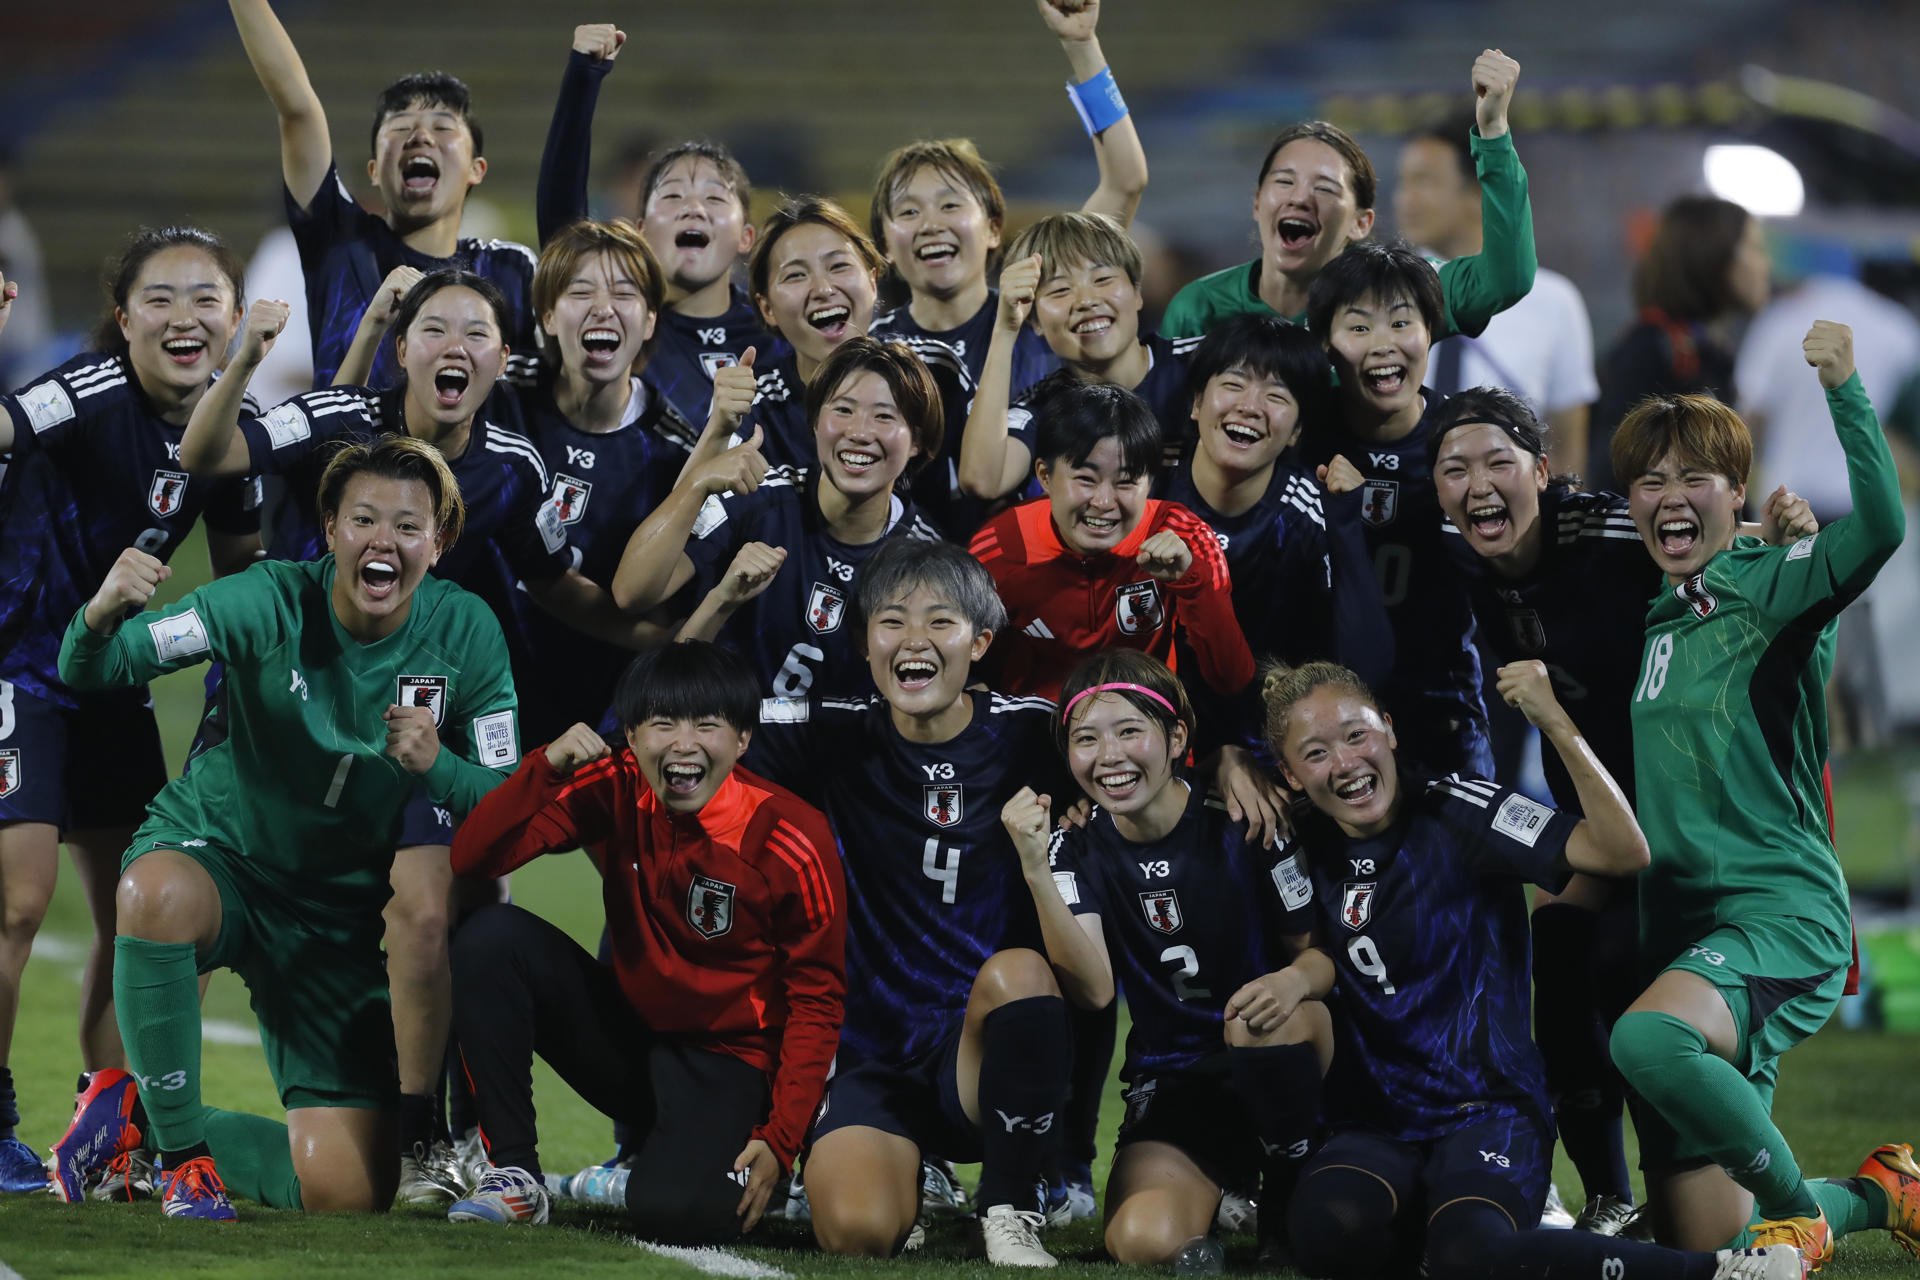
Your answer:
[202,1019,258,1046]
[27,935,84,963]
[1,1256,28,1279]
[629,1241,792,1279]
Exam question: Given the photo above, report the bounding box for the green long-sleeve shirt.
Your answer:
[58,556,519,897]
[1161,129,1537,340]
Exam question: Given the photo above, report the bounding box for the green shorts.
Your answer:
[126,826,399,1112]
[1635,914,1847,1171]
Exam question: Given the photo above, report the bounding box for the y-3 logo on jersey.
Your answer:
[1348,858,1375,875]
[1367,452,1401,470]
[1138,860,1170,878]
[288,669,309,702]
[922,763,955,781]
[564,445,596,470]
[824,556,855,582]
[698,327,728,345]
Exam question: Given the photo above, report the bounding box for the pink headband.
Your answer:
[1062,682,1180,724]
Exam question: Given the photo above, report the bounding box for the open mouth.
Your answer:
[1658,518,1699,558]
[835,447,879,474]
[1220,420,1264,447]
[1071,315,1113,338]
[162,337,207,366]
[1333,774,1377,806]
[1277,216,1318,251]
[432,367,469,407]
[662,760,706,796]
[1078,513,1120,537]
[1363,364,1407,396]
[402,155,440,194]
[1467,503,1510,541]
[360,559,399,600]
[1094,768,1143,799]
[806,304,851,337]
[915,242,959,264]
[673,227,711,250]
[893,658,938,691]
[581,328,622,358]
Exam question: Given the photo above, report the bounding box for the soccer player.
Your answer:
[228,0,539,390]
[0,234,261,1193]
[1263,661,1810,1280]
[1609,322,1920,1266]
[970,378,1253,702]
[868,0,1146,389]
[442,642,843,1236]
[534,24,781,432]
[1003,650,1331,1266]
[1301,241,1490,777]
[1160,50,1533,340]
[179,267,654,1204]
[742,536,1071,1267]
[46,435,518,1221]
[614,336,942,704]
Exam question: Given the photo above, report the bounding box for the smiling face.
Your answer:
[756,222,878,371]
[1256,138,1376,283]
[396,285,508,430]
[880,164,1001,305]
[1433,422,1549,569]
[1064,693,1189,822]
[866,583,991,720]
[542,248,656,387]
[626,714,750,814]
[323,473,444,639]
[1392,137,1475,254]
[368,99,484,232]
[1278,686,1400,838]
[1030,256,1144,369]
[1628,448,1746,583]
[814,368,920,501]
[1192,364,1302,476]
[640,156,754,296]
[115,246,242,404]
[1037,436,1150,556]
[1325,289,1430,427]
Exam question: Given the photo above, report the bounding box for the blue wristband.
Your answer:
[1065,65,1128,137]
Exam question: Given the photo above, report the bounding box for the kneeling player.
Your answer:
[442,642,843,1237]
[46,437,517,1220]
[742,538,1072,1266]
[1003,650,1331,1266]
[1264,660,1808,1279]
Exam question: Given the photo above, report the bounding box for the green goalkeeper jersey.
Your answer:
[58,555,519,900]
[1628,374,1905,965]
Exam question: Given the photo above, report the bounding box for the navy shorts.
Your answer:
[398,783,460,848]
[1304,1105,1550,1231]
[0,679,165,831]
[1115,1053,1261,1193]
[808,1024,980,1163]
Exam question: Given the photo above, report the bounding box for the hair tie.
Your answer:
[1062,681,1179,724]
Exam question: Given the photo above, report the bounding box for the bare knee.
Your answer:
[113,856,218,946]
[383,882,450,957]
[970,947,1059,1012]
[1,886,50,944]
[1105,1204,1192,1266]
[811,1200,911,1257]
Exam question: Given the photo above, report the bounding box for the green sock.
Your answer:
[1611,1010,1817,1219]
[203,1107,302,1210]
[113,937,206,1153]
[1811,1177,1887,1236]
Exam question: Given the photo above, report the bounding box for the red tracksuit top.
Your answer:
[969,496,1255,700]
[451,749,845,1167]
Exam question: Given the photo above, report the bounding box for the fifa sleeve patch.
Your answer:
[1492,792,1553,847]
[1006,404,1036,441]
[21,380,76,434]
[691,493,729,540]
[260,401,311,450]
[1786,534,1817,562]
[1270,855,1313,910]
[147,608,210,662]
[1052,871,1080,906]
[473,710,518,769]
[535,498,566,555]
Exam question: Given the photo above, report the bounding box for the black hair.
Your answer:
[640,140,752,218]
[1306,241,1445,342]
[854,537,1008,638]
[1428,386,1586,489]
[1032,373,1164,479]
[1403,110,1479,186]
[387,268,512,343]
[612,641,759,734]
[370,72,482,157]
[91,225,246,358]
[1186,313,1337,434]
[1055,649,1195,758]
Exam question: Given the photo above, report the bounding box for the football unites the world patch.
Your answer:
[148,608,210,662]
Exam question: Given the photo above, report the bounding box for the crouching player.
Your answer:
[46,437,517,1219]
[1003,651,1332,1267]
[441,642,844,1237]
[739,538,1073,1266]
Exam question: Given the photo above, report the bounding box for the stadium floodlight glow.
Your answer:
[1703,144,1805,217]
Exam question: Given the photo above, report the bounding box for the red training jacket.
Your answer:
[969,496,1255,700]
[451,749,845,1168]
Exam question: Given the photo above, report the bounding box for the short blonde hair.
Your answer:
[532,219,667,361]
[317,434,465,551]
[1610,393,1753,489]
[1261,661,1379,765]
[1005,211,1141,288]
[869,139,1006,261]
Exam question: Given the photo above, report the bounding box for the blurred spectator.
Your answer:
[597,132,661,223]
[0,144,54,387]
[1395,113,1598,477]
[243,227,316,406]
[1591,196,1768,485]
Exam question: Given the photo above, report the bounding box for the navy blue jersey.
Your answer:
[1159,458,1390,752]
[1300,396,1488,775]
[748,689,1064,1065]
[738,342,984,540]
[645,286,784,432]
[871,294,1058,393]
[1460,486,1657,808]
[683,465,941,701]
[506,376,700,740]
[0,354,261,705]
[1128,333,1205,460]
[236,384,571,592]
[287,163,540,391]
[1048,784,1313,1080]
[1285,773,1576,1141]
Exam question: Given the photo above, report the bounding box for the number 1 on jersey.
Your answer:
[323,754,353,808]
[923,838,962,904]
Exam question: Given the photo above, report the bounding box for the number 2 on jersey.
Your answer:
[1159,944,1212,1001]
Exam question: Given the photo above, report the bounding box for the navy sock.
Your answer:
[1227,1042,1322,1235]
[0,1065,17,1138]
[974,996,1070,1213]
[1533,902,1631,1203]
